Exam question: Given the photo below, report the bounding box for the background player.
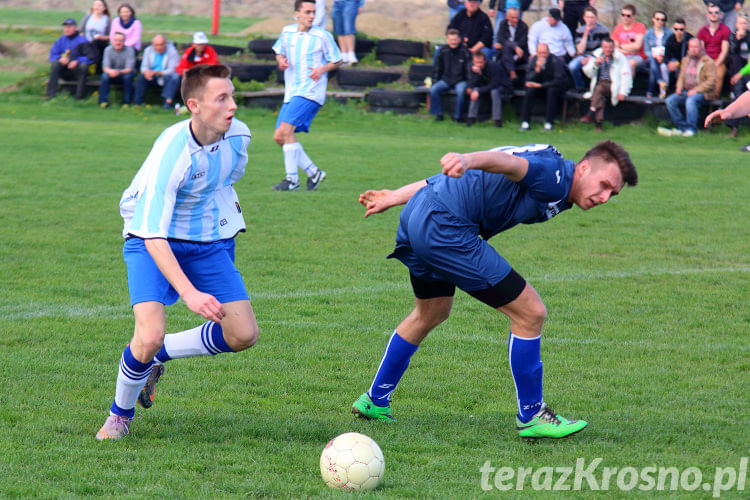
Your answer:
[271,0,342,192]
[96,64,258,440]
[351,141,638,439]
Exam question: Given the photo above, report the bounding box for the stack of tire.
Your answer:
[337,69,402,90]
[248,39,276,60]
[408,63,433,87]
[227,63,277,83]
[375,39,427,65]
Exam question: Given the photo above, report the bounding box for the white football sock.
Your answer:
[282,143,300,183]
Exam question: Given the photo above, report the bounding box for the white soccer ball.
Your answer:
[320,432,385,491]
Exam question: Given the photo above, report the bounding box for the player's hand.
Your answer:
[182,289,225,323]
[309,67,324,81]
[441,152,468,178]
[359,189,395,218]
[704,108,728,128]
[277,56,289,71]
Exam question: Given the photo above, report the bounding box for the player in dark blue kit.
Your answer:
[351,141,637,438]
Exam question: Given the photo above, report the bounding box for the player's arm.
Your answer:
[143,238,225,322]
[359,180,427,218]
[441,150,529,181]
[705,90,750,127]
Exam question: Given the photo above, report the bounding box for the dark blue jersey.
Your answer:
[425,144,574,240]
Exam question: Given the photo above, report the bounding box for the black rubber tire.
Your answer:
[408,63,432,86]
[337,68,402,89]
[211,44,245,57]
[227,63,277,82]
[248,39,277,60]
[376,39,426,58]
[377,53,411,65]
[367,88,423,109]
[354,38,376,58]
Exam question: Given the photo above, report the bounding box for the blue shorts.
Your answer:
[388,187,512,292]
[332,0,359,35]
[123,237,249,307]
[276,96,321,133]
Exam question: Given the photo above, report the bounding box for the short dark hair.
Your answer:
[653,9,667,22]
[295,0,314,11]
[446,28,460,37]
[472,51,486,60]
[583,6,597,17]
[582,140,638,187]
[600,37,614,45]
[181,64,232,102]
[622,4,636,15]
[674,17,686,25]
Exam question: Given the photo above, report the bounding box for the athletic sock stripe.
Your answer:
[201,322,220,355]
[119,359,152,382]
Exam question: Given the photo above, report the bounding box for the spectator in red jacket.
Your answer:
[176,32,219,76]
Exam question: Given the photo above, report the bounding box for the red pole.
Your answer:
[212,0,220,35]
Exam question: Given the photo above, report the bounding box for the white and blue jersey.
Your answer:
[273,24,342,105]
[390,145,575,291]
[120,118,251,242]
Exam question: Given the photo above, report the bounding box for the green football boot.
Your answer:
[516,403,587,439]
[351,393,395,421]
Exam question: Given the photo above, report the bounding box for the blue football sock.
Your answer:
[508,332,543,423]
[368,331,418,407]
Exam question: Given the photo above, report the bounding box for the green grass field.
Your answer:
[0,89,748,499]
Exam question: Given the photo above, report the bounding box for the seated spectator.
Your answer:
[702,0,744,33]
[98,32,135,108]
[80,0,111,73]
[698,3,731,97]
[133,35,180,109]
[465,51,512,127]
[580,38,632,132]
[176,32,220,77]
[664,18,693,92]
[559,0,595,40]
[430,29,472,122]
[658,38,717,137]
[448,0,494,59]
[493,7,528,82]
[110,3,142,53]
[519,42,569,131]
[527,8,575,60]
[612,4,646,76]
[46,18,95,100]
[568,6,609,92]
[726,15,750,135]
[644,10,672,100]
[488,0,532,40]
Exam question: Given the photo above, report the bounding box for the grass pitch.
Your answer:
[0,93,748,498]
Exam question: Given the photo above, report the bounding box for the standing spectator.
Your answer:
[519,43,569,131]
[448,0,494,59]
[557,0,595,40]
[465,51,512,127]
[664,18,694,92]
[109,3,142,53]
[494,7,529,82]
[703,1,745,33]
[271,0,342,192]
[332,0,365,65]
[448,0,465,22]
[612,4,647,77]
[725,16,750,135]
[430,29,472,122]
[176,32,220,77]
[698,3,732,97]
[46,18,95,100]
[80,0,111,73]
[98,32,135,108]
[527,8,575,60]
[133,35,180,109]
[580,38,632,132]
[568,6,609,92]
[644,10,672,100]
[313,0,327,29]
[658,38,717,137]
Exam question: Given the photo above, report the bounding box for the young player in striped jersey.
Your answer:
[96,64,258,440]
[271,0,343,192]
[351,141,638,439]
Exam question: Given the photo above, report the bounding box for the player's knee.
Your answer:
[523,300,547,329]
[273,128,287,146]
[228,321,259,351]
[133,326,166,356]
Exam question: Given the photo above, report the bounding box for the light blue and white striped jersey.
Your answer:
[120,118,251,242]
[273,24,342,105]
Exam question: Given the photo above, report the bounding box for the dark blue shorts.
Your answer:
[388,187,513,292]
[276,96,321,133]
[123,237,249,307]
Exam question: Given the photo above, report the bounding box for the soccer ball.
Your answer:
[320,432,385,490]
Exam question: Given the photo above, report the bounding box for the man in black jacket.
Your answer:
[664,17,694,92]
[519,43,569,131]
[465,51,513,127]
[430,29,472,122]
[493,7,529,82]
[448,0,494,59]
